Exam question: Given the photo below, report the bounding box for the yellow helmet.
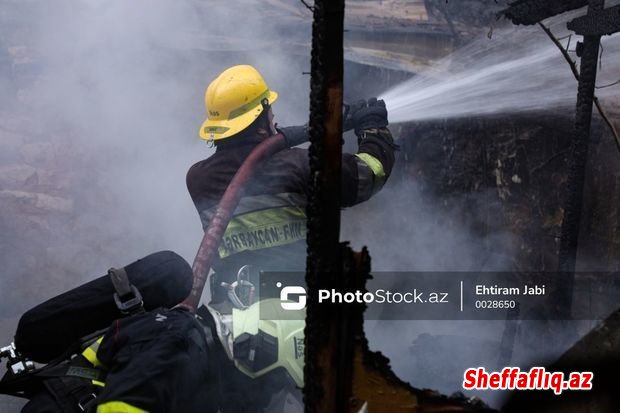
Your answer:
[199,65,278,141]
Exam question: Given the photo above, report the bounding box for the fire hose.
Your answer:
[180,133,289,312]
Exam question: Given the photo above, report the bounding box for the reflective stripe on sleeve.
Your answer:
[96,401,148,413]
[355,153,385,182]
[354,153,386,201]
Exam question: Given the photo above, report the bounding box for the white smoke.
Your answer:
[0,0,311,363]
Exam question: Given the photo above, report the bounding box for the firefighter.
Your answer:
[187,64,397,311]
[14,267,298,413]
[11,65,396,413]
[182,64,397,409]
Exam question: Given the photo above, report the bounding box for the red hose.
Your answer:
[181,133,288,312]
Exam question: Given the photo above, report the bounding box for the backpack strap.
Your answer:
[108,267,144,315]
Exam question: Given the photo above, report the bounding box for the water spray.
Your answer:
[379,24,619,124]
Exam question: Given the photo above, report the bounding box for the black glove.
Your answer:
[343,100,367,132]
[277,125,308,147]
[352,97,388,136]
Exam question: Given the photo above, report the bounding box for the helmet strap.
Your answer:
[206,135,215,148]
[261,98,270,111]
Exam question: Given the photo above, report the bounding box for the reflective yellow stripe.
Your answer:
[92,379,105,387]
[82,337,104,368]
[356,152,385,178]
[355,153,386,195]
[228,89,270,119]
[200,192,306,231]
[218,206,307,258]
[96,401,148,413]
[203,125,229,135]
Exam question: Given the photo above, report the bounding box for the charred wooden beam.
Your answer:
[502,0,588,25]
[304,0,348,411]
[567,4,620,36]
[557,0,606,312]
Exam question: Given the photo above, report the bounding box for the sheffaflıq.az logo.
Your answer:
[277,282,307,310]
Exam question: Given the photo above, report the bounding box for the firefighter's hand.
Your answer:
[343,100,367,132]
[277,125,308,147]
[352,98,388,136]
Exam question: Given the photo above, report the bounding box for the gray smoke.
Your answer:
[1,0,619,411]
[0,0,311,300]
[0,2,311,407]
[344,7,620,409]
[341,173,519,407]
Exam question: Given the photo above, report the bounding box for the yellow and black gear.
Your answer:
[18,304,289,413]
[231,299,305,388]
[199,65,278,142]
[19,338,108,413]
[20,309,217,413]
[89,308,214,413]
[187,125,396,304]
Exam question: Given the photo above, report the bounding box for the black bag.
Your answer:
[14,250,193,363]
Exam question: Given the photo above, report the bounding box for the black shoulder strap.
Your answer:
[43,375,99,412]
[108,267,144,315]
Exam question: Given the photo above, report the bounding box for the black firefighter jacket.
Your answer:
[186,126,396,302]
